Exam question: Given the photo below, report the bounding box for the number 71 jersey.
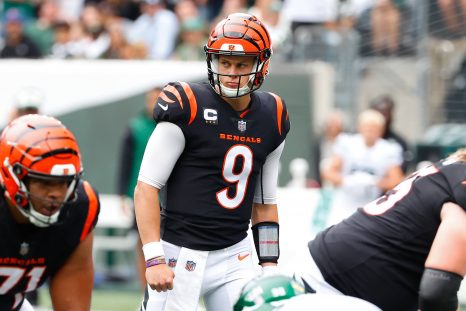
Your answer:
[154,82,290,251]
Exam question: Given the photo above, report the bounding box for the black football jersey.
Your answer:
[153,82,290,250]
[0,180,100,310]
[309,158,466,311]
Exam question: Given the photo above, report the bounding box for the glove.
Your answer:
[261,265,279,276]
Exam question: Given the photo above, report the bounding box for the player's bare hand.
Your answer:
[146,264,175,292]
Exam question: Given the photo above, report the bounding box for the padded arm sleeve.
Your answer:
[418,268,463,311]
[253,141,285,204]
[138,122,185,189]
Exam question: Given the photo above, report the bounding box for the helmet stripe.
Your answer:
[218,32,260,50]
[19,135,77,164]
[29,148,80,167]
[227,21,270,49]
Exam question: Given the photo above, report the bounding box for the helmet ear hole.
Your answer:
[13,164,23,177]
[15,193,24,204]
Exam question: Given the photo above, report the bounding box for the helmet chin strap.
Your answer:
[218,82,251,98]
[15,202,60,227]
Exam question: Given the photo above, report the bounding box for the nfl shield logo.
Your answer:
[238,120,247,132]
[185,260,196,272]
[19,242,29,256]
[168,258,177,268]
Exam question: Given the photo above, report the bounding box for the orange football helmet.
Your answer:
[0,114,82,227]
[205,13,272,98]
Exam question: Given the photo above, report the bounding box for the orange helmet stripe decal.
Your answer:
[270,93,283,135]
[80,181,99,241]
[180,82,198,125]
[163,85,184,109]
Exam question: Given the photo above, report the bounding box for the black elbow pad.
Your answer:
[418,268,463,311]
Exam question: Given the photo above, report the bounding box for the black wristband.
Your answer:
[252,222,279,264]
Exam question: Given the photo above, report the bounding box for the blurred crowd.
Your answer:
[1,0,466,60]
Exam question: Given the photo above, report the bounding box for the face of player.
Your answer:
[217,55,255,90]
[26,177,69,216]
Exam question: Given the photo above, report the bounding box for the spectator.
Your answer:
[311,109,345,185]
[356,0,415,56]
[370,94,413,173]
[0,8,42,58]
[24,0,61,56]
[117,87,161,290]
[129,0,179,59]
[50,21,75,59]
[321,109,404,226]
[443,54,466,122]
[174,0,202,23]
[430,0,466,39]
[370,0,402,55]
[74,4,110,59]
[248,0,290,51]
[8,87,43,123]
[172,17,207,61]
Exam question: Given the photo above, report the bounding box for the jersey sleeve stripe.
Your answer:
[180,82,198,125]
[164,85,184,109]
[269,92,283,135]
[159,91,175,103]
[80,181,99,241]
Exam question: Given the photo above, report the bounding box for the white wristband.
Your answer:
[142,242,165,261]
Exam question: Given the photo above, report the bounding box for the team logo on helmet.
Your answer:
[185,260,196,272]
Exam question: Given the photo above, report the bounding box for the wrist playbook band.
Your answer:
[142,241,164,261]
[145,256,166,268]
[252,222,280,264]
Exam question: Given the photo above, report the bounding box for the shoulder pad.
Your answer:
[153,82,198,127]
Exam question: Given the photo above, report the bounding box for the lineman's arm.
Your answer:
[419,202,466,311]
[425,202,466,275]
[49,232,94,311]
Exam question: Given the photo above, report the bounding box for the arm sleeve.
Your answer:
[116,127,134,196]
[138,122,185,189]
[253,141,286,204]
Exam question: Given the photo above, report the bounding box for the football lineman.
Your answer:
[301,148,466,311]
[0,115,100,310]
[135,13,290,310]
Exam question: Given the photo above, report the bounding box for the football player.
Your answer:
[0,114,100,311]
[301,148,466,311]
[135,13,290,310]
[234,274,381,311]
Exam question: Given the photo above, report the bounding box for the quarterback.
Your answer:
[135,13,290,311]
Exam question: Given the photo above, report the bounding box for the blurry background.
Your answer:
[1,0,465,310]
